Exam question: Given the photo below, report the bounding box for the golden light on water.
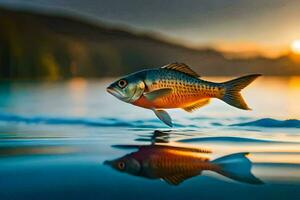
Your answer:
[291,39,300,54]
[68,78,87,115]
[287,76,300,118]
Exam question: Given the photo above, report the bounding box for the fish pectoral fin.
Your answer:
[162,172,201,186]
[182,98,210,112]
[144,88,172,101]
[161,63,201,78]
[153,109,173,127]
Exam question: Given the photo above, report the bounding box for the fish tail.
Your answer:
[220,74,261,110]
[212,152,263,184]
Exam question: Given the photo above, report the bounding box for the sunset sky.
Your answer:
[1,0,300,57]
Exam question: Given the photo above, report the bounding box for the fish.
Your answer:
[107,63,261,127]
[104,144,263,186]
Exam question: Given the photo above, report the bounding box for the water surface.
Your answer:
[0,77,300,200]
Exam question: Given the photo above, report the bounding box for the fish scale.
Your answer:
[149,151,211,177]
[149,75,216,107]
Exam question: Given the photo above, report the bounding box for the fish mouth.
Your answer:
[106,86,132,102]
[106,86,122,98]
[106,86,131,102]
[103,160,113,166]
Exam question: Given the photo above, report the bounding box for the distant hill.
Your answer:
[0,6,300,80]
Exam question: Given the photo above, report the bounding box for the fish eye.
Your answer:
[117,79,127,88]
[118,162,126,170]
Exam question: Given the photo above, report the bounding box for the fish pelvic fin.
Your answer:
[221,74,261,110]
[152,109,173,127]
[182,98,210,112]
[212,152,263,185]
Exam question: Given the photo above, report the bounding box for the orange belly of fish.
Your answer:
[132,94,206,109]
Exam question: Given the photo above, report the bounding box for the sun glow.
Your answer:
[291,39,300,54]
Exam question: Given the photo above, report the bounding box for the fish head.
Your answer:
[104,156,141,175]
[107,74,145,103]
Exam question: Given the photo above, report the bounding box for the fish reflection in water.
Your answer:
[104,144,263,186]
[135,130,171,144]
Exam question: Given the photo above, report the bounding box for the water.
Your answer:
[0,77,300,200]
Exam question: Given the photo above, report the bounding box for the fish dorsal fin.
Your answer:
[162,172,201,186]
[182,98,210,112]
[162,63,200,78]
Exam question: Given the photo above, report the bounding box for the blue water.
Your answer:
[0,77,300,200]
